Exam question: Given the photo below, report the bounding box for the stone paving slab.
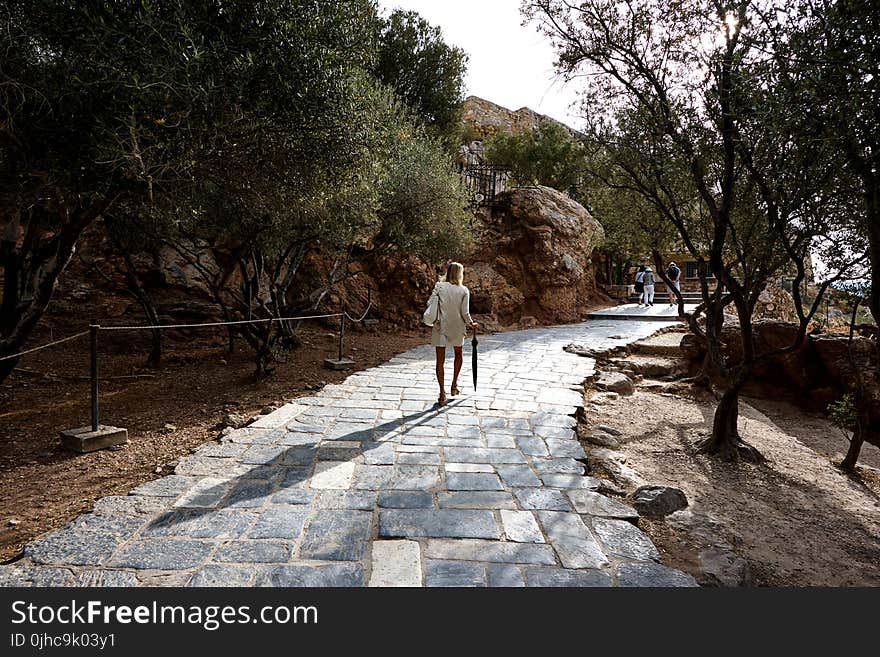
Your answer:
[369,540,422,587]
[588,304,698,321]
[488,563,525,587]
[1,319,700,587]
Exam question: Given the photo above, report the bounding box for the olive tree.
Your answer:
[373,9,469,149]
[0,0,380,380]
[524,0,867,460]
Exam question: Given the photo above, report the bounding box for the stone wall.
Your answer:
[682,321,880,444]
[461,96,581,141]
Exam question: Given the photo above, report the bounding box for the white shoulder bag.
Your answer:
[422,286,442,327]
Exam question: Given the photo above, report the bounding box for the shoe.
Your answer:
[451,386,460,396]
[436,394,447,407]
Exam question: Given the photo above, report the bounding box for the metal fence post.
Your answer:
[338,306,346,362]
[90,323,99,432]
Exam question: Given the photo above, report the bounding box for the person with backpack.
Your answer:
[634,265,646,306]
[642,266,656,306]
[666,261,681,306]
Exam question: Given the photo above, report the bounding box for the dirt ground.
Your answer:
[0,323,427,562]
[583,382,880,586]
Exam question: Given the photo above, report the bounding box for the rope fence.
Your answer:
[97,312,344,332]
[1,288,373,435]
[343,302,373,324]
[0,331,90,362]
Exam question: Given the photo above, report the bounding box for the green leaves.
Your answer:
[828,394,857,434]
[373,9,469,149]
[485,120,587,195]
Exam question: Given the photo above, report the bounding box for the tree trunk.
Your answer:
[689,352,714,389]
[120,252,162,367]
[0,203,106,383]
[0,347,16,382]
[866,194,880,331]
[840,422,867,472]
[698,377,763,462]
[253,325,276,379]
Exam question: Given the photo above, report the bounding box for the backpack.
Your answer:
[667,265,680,280]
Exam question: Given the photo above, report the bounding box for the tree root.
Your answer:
[679,373,712,389]
[697,435,764,463]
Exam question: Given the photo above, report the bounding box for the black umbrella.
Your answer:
[471,326,478,390]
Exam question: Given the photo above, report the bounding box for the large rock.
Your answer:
[468,186,604,323]
[632,485,688,517]
[812,334,880,434]
[613,357,680,378]
[811,333,877,389]
[753,283,797,323]
[588,450,642,488]
[697,547,753,587]
[595,371,635,396]
[665,510,753,587]
[749,321,821,389]
[355,253,434,325]
[679,333,705,360]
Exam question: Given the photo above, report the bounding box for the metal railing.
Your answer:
[459,163,510,208]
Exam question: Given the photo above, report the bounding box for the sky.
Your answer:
[375,0,584,129]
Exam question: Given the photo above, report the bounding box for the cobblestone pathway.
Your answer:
[1,320,698,587]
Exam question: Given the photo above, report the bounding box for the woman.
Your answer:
[426,262,477,406]
[642,266,656,307]
[634,265,646,306]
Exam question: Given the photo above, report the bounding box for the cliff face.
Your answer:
[461,96,580,140]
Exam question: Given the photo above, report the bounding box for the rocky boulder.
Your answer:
[754,283,797,323]
[812,334,880,429]
[358,254,433,326]
[750,321,823,389]
[632,485,689,517]
[595,371,635,396]
[679,333,705,360]
[665,510,753,586]
[467,186,604,324]
[697,547,753,587]
[585,431,620,449]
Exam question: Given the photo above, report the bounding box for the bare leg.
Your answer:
[451,346,463,393]
[435,347,446,404]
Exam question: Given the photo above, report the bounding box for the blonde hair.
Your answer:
[446,262,464,285]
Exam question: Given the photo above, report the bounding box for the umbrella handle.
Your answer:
[471,325,478,345]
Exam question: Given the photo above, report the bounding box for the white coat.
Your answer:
[428,281,474,347]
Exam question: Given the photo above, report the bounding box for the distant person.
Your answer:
[634,265,646,306]
[424,262,477,406]
[666,261,681,306]
[642,266,656,306]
